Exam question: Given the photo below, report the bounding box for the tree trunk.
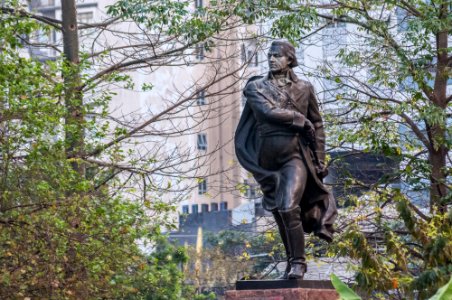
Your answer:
[62,0,84,176]
[61,2,87,297]
[428,140,448,212]
[428,3,449,212]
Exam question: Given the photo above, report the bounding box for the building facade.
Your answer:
[28,0,262,232]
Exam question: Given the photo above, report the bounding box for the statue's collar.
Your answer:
[266,69,299,83]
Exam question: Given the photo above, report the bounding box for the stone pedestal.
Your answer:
[225,280,339,300]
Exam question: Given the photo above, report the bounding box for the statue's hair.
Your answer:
[270,40,299,68]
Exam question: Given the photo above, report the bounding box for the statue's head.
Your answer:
[268,40,299,73]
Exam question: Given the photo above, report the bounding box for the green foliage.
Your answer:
[179,228,285,292]
[125,236,192,300]
[0,3,185,299]
[331,274,452,300]
[331,190,452,299]
[2,0,451,299]
[224,1,451,298]
[429,276,452,300]
[193,292,217,300]
[204,229,277,278]
[331,274,361,300]
[107,0,224,44]
[0,1,41,49]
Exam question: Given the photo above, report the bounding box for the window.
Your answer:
[77,12,93,24]
[195,0,203,9]
[39,0,55,6]
[211,202,218,211]
[247,50,253,64]
[195,43,204,60]
[220,201,228,211]
[182,205,189,214]
[247,50,259,67]
[244,179,257,198]
[78,11,95,37]
[201,204,209,213]
[197,133,207,151]
[241,44,246,62]
[198,178,207,195]
[192,204,199,214]
[196,90,206,105]
[30,23,56,58]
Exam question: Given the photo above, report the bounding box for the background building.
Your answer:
[28,0,262,237]
[28,1,436,243]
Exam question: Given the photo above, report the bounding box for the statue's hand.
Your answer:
[303,119,316,143]
[316,162,329,179]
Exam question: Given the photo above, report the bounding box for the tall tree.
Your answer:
[0,0,250,297]
[61,0,84,174]
[221,0,451,298]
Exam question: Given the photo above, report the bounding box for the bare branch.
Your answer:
[0,6,62,30]
[78,16,121,30]
[397,1,423,18]
[80,62,247,158]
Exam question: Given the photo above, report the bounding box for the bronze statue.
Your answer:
[235,40,337,279]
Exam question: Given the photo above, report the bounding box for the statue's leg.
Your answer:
[278,159,308,279]
[279,207,307,279]
[272,210,290,279]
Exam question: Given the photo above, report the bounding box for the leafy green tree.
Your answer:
[0,0,247,298]
[193,229,284,284]
[215,0,451,298]
[125,236,190,300]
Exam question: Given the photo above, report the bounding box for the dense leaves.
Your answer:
[224,0,452,298]
[0,39,178,297]
[0,1,191,299]
[1,0,451,298]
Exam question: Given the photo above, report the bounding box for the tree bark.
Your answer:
[428,145,447,212]
[61,0,84,176]
[61,2,88,297]
[428,3,449,212]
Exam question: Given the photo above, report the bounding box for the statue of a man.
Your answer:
[235,40,337,279]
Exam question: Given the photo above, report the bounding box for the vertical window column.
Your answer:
[197,133,207,151]
[198,178,207,195]
[244,179,257,198]
[220,201,228,211]
[195,43,205,60]
[196,89,206,105]
[195,0,203,9]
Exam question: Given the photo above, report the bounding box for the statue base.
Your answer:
[225,280,338,300]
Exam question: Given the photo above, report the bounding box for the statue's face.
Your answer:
[267,45,291,73]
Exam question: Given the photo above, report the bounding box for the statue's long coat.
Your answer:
[234,72,337,236]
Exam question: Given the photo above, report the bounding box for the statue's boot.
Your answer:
[272,210,290,279]
[280,207,307,280]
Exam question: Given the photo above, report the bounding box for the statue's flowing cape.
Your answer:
[234,76,337,239]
